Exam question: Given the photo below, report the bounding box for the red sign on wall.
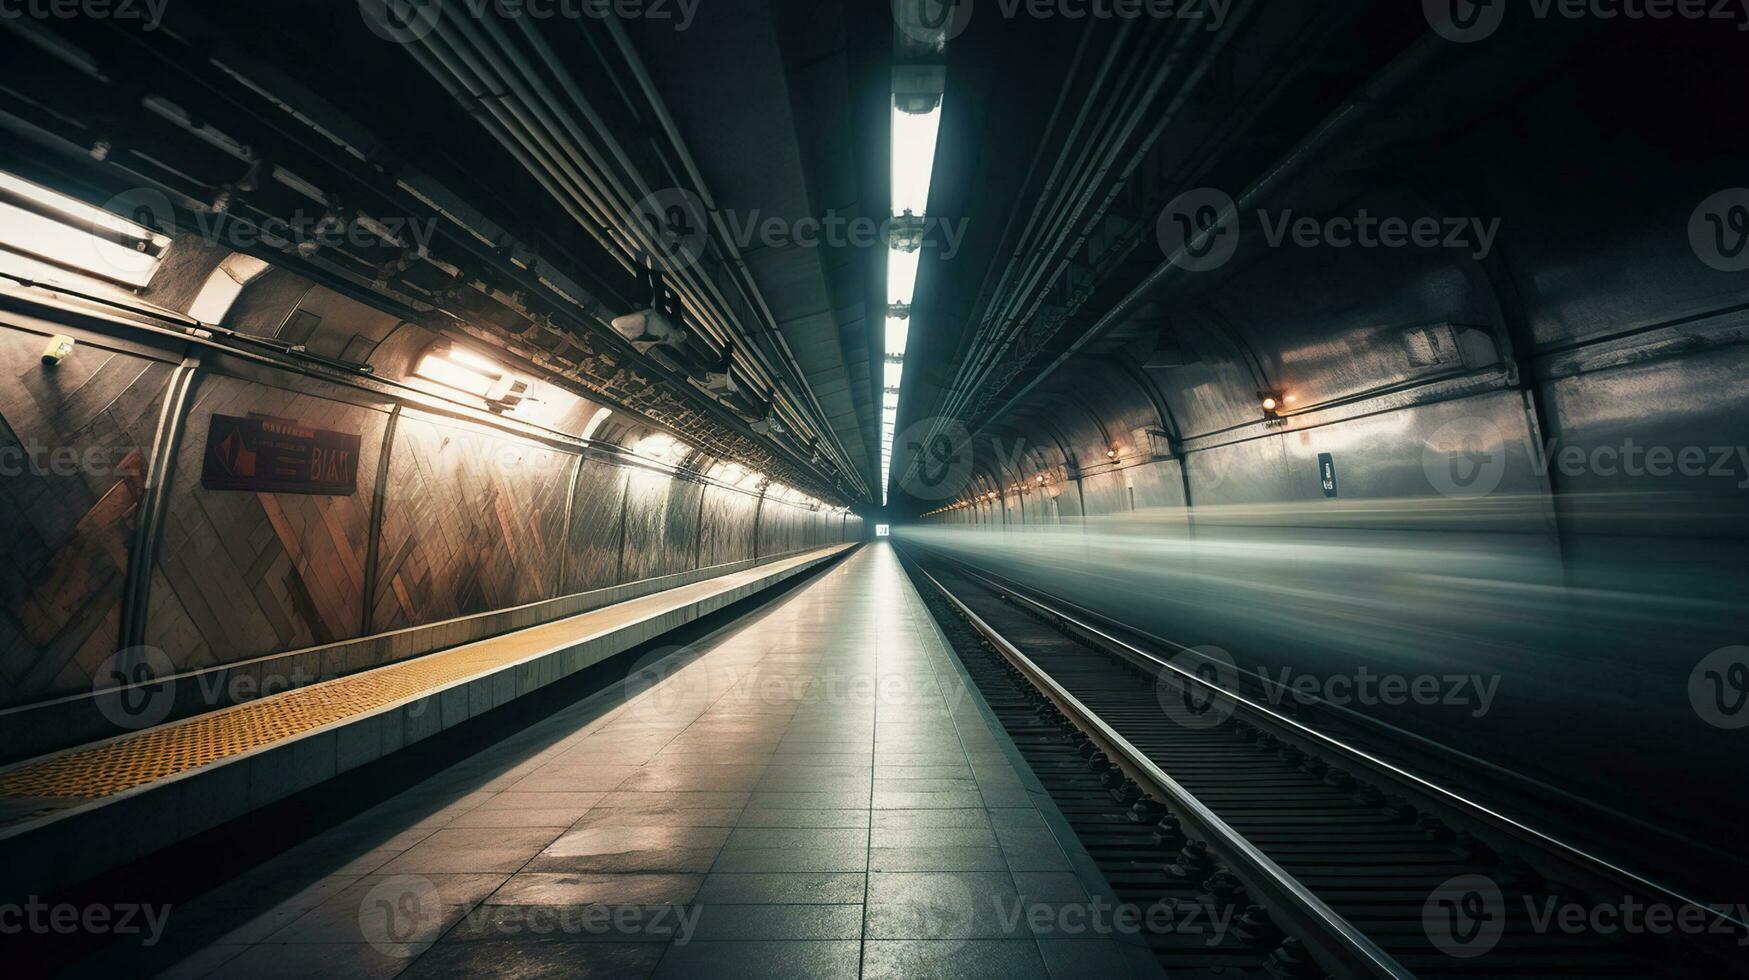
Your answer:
[201,414,361,495]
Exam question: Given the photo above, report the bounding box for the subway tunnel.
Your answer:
[1,1,1747,977]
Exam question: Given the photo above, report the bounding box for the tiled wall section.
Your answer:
[699,485,758,567]
[562,462,627,594]
[0,324,855,716]
[0,329,174,707]
[145,373,392,672]
[372,411,574,631]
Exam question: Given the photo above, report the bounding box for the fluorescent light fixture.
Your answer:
[880,98,946,507]
[448,347,504,374]
[885,318,910,357]
[0,172,171,288]
[887,249,921,306]
[634,432,688,462]
[891,105,942,217]
[415,352,496,397]
[0,173,162,239]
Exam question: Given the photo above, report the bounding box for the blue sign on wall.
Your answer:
[1318,453,1339,497]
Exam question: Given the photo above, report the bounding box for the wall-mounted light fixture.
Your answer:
[414,344,530,413]
[41,334,75,367]
[633,431,689,463]
[1261,390,1295,420]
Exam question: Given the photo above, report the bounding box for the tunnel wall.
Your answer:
[904,30,1749,859]
[0,264,855,759]
[918,28,1749,550]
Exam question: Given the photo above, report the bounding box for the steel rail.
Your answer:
[907,556,1416,980]
[916,544,1749,935]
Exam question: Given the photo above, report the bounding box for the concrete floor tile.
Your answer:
[650,940,861,980]
[693,872,867,905]
[723,827,868,850]
[487,873,704,906]
[688,904,863,940]
[377,828,563,874]
[398,940,664,979]
[862,939,1051,979]
[707,845,869,873]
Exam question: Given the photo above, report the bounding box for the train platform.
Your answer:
[65,544,1157,979]
[0,545,855,899]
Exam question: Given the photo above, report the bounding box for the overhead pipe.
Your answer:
[402,36,845,500]
[409,13,858,499]
[980,33,1457,433]
[943,7,1251,431]
[595,15,874,498]
[475,12,857,490]
[490,12,867,495]
[903,14,1236,489]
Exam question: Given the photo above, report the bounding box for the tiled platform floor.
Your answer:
[123,544,1157,979]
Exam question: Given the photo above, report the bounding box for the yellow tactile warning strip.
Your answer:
[0,547,850,804]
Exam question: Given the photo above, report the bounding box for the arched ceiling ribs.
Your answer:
[1017,389,1114,459]
[1109,354,1182,450]
[997,406,1078,471]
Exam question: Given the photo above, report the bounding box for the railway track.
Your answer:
[898,545,1742,979]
